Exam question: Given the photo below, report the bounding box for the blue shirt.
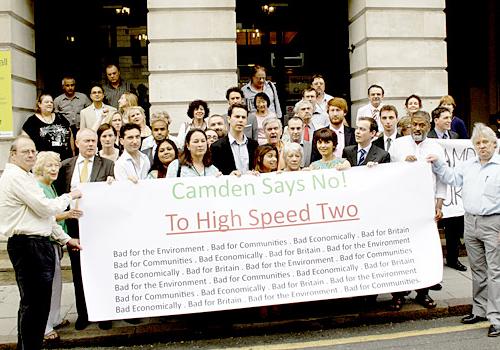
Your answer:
[432,153,500,215]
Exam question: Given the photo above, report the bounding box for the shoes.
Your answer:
[415,294,437,309]
[98,321,112,330]
[488,324,500,337]
[461,314,487,324]
[53,319,70,330]
[446,261,467,272]
[43,330,59,342]
[388,296,405,311]
[124,318,141,325]
[75,317,90,330]
[429,283,442,291]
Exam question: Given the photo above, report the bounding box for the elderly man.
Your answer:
[103,64,136,108]
[55,128,114,330]
[0,136,81,350]
[390,110,447,309]
[263,117,285,170]
[428,123,500,337]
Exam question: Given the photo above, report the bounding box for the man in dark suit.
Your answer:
[428,106,459,140]
[343,117,390,166]
[211,103,259,175]
[311,97,356,162]
[428,106,466,272]
[55,128,114,330]
[373,104,401,151]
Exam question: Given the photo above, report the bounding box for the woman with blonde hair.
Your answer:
[33,151,82,341]
[127,106,151,140]
[117,92,138,123]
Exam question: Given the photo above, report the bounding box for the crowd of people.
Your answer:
[0,64,499,350]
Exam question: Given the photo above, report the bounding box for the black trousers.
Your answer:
[68,249,88,321]
[8,235,55,350]
[440,216,464,264]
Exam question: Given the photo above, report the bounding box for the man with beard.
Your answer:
[389,110,447,310]
[312,97,356,162]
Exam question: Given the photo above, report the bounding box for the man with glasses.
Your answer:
[0,136,82,350]
[80,84,116,130]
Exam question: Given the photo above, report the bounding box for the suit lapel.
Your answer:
[89,156,101,182]
[67,158,77,185]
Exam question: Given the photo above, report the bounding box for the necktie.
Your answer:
[304,124,310,141]
[386,138,392,151]
[372,108,379,121]
[442,133,448,139]
[358,149,366,166]
[80,159,89,183]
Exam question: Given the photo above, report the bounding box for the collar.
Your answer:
[434,128,448,139]
[76,154,95,164]
[228,132,248,145]
[358,143,372,154]
[384,130,398,140]
[473,153,500,166]
[330,124,345,133]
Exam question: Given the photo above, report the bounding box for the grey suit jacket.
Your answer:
[342,144,391,166]
[244,114,259,141]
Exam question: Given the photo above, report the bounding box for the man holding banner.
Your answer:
[428,123,500,337]
[389,110,447,309]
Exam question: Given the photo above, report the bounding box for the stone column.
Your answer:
[0,0,36,169]
[349,0,448,124]
[147,0,237,133]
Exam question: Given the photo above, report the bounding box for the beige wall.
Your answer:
[0,0,36,170]
[348,0,448,125]
[147,0,237,134]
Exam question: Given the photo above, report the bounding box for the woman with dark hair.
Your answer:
[22,94,74,160]
[404,94,422,117]
[253,144,279,173]
[177,100,210,147]
[167,129,220,177]
[97,123,120,162]
[148,139,179,179]
[250,92,276,145]
[309,128,350,170]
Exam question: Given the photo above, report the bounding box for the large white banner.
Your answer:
[79,162,442,321]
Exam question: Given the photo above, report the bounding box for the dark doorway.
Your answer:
[236,0,350,117]
[34,0,147,97]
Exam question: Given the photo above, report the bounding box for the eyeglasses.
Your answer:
[17,150,38,156]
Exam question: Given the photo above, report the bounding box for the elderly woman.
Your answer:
[397,116,412,136]
[167,129,220,177]
[253,144,279,173]
[177,100,209,148]
[22,94,74,160]
[283,142,304,171]
[249,92,276,145]
[33,151,82,341]
[309,128,350,170]
[97,123,120,162]
[148,139,179,179]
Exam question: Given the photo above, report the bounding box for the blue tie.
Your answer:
[358,149,366,165]
[442,133,448,139]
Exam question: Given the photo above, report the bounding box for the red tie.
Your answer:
[304,124,310,141]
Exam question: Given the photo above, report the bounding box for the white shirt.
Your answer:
[330,124,346,159]
[0,163,72,243]
[356,103,384,131]
[382,130,398,151]
[114,150,150,181]
[390,135,447,199]
[70,155,95,190]
[316,93,333,115]
[228,132,250,172]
